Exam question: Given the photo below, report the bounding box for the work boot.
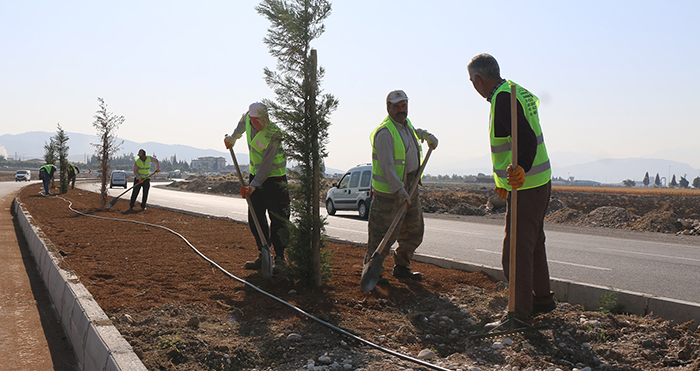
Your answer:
[273,255,287,274]
[244,254,262,270]
[392,265,423,280]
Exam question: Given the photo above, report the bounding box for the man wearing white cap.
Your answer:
[364,90,438,284]
[224,102,290,272]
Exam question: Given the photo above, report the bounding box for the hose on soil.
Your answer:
[48,192,452,371]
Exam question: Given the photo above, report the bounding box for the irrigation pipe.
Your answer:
[45,192,452,371]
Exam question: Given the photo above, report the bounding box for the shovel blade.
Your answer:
[106,198,118,209]
[260,244,273,279]
[360,253,386,293]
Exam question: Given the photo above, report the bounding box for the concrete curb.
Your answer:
[414,253,700,329]
[13,196,147,371]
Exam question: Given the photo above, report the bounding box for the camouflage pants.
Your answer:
[364,173,424,269]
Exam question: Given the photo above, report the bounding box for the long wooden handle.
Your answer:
[372,147,433,257]
[228,146,269,247]
[508,84,518,313]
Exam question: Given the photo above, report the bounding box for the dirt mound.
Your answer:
[584,206,639,229]
[16,185,700,370]
[166,174,243,196]
[545,208,583,224]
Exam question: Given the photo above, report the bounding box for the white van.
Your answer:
[15,170,31,182]
[110,170,128,188]
[325,164,372,219]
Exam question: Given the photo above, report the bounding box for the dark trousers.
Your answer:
[129,178,151,208]
[503,181,553,320]
[248,175,290,257]
[39,170,51,194]
[69,175,76,189]
[364,171,424,268]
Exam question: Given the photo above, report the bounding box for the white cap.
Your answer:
[386,90,408,104]
[249,102,264,118]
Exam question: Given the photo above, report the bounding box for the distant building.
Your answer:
[190,156,227,171]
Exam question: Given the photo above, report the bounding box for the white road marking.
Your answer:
[326,226,366,234]
[474,249,612,271]
[598,248,700,263]
[429,227,484,236]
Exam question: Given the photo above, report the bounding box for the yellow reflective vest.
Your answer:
[245,114,286,177]
[370,116,422,194]
[490,81,551,190]
[135,156,152,178]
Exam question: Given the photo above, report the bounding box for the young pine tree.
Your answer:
[53,124,70,194]
[257,0,339,285]
[91,98,125,209]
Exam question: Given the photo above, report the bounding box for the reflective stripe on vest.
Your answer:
[136,156,152,177]
[490,81,551,191]
[40,164,55,174]
[370,116,422,194]
[245,114,286,177]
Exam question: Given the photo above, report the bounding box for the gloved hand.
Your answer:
[506,164,525,189]
[397,187,411,205]
[495,186,508,199]
[240,186,255,198]
[424,133,438,149]
[416,129,439,150]
[224,134,236,149]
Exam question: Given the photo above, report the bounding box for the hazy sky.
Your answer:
[1,0,699,175]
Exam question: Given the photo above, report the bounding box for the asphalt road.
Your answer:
[82,181,700,304]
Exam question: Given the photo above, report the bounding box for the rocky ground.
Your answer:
[16,181,700,371]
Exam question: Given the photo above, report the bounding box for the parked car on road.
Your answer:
[15,170,31,182]
[325,164,372,219]
[110,170,128,188]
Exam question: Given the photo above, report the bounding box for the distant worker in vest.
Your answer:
[467,53,556,324]
[39,163,57,196]
[67,163,80,190]
[129,149,160,211]
[224,102,290,272]
[364,90,438,284]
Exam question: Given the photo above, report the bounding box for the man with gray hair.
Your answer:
[467,53,555,324]
[364,90,438,286]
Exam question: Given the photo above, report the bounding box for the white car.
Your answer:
[110,170,128,188]
[15,170,31,181]
[325,164,373,219]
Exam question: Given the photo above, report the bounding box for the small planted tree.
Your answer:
[643,172,650,187]
[53,124,70,194]
[91,97,125,209]
[257,0,338,285]
[622,179,635,187]
[679,175,689,188]
[654,173,661,187]
[693,176,700,189]
[670,174,678,188]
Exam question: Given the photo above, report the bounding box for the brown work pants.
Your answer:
[503,181,553,320]
[364,172,424,270]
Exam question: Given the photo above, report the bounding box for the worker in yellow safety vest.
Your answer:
[467,53,555,325]
[224,102,290,273]
[364,90,438,286]
[129,149,160,211]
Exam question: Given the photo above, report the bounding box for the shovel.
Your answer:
[106,170,158,209]
[228,146,273,279]
[360,147,433,293]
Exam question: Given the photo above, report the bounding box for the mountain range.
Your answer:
[1,131,697,184]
